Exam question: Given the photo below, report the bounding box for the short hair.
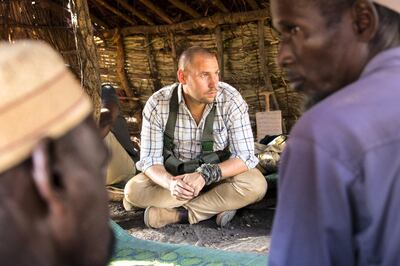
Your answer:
[312,0,400,50]
[178,46,217,71]
[101,83,119,105]
[370,4,400,52]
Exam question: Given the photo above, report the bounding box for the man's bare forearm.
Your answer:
[219,158,248,179]
[144,165,174,190]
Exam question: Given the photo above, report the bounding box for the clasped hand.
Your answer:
[169,172,206,201]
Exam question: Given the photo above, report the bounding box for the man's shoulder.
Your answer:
[216,82,242,102]
[148,83,179,103]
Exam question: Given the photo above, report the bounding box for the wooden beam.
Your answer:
[215,26,224,80]
[114,0,155,25]
[69,0,102,121]
[168,0,201,19]
[108,9,269,36]
[144,34,162,92]
[91,0,136,25]
[257,19,279,110]
[168,32,178,74]
[90,14,109,29]
[210,0,229,13]
[245,0,259,10]
[138,0,174,24]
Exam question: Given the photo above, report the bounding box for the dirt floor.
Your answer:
[109,192,276,255]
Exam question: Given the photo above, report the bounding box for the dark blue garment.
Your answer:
[269,47,400,266]
[111,115,139,163]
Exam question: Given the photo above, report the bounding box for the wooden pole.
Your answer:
[145,34,162,92]
[115,29,134,97]
[138,0,174,24]
[114,0,155,25]
[168,0,201,18]
[168,32,178,75]
[2,0,10,40]
[257,19,279,110]
[215,26,224,80]
[105,9,269,36]
[70,0,102,121]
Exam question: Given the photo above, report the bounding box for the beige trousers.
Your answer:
[104,132,136,185]
[124,168,267,224]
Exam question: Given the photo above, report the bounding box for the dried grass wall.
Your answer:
[96,21,303,138]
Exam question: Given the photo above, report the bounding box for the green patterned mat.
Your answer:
[110,220,268,266]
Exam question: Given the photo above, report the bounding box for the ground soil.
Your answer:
[109,194,276,254]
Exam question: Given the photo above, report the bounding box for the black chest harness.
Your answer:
[163,85,230,176]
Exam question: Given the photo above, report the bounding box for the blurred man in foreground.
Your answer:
[0,41,113,265]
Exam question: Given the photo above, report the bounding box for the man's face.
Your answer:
[271,0,365,108]
[181,54,220,105]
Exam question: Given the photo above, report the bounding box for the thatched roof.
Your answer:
[0,0,303,137]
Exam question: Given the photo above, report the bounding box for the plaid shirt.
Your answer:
[137,82,259,172]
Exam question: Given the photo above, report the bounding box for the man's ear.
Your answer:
[31,140,65,207]
[177,69,186,84]
[352,0,379,41]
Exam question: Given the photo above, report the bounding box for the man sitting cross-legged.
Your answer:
[124,46,267,228]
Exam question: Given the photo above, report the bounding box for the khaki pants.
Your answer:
[104,132,136,185]
[124,168,267,224]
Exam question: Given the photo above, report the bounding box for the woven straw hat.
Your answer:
[373,0,400,13]
[0,40,92,173]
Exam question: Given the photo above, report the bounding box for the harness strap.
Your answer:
[163,84,230,176]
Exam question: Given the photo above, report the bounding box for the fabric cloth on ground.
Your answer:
[136,82,259,173]
[269,47,400,265]
[125,168,267,224]
[109,220,268,266]
[104,131,136,186]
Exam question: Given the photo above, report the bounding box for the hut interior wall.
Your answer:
[1,0,304,139]
[1,0,102,118]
